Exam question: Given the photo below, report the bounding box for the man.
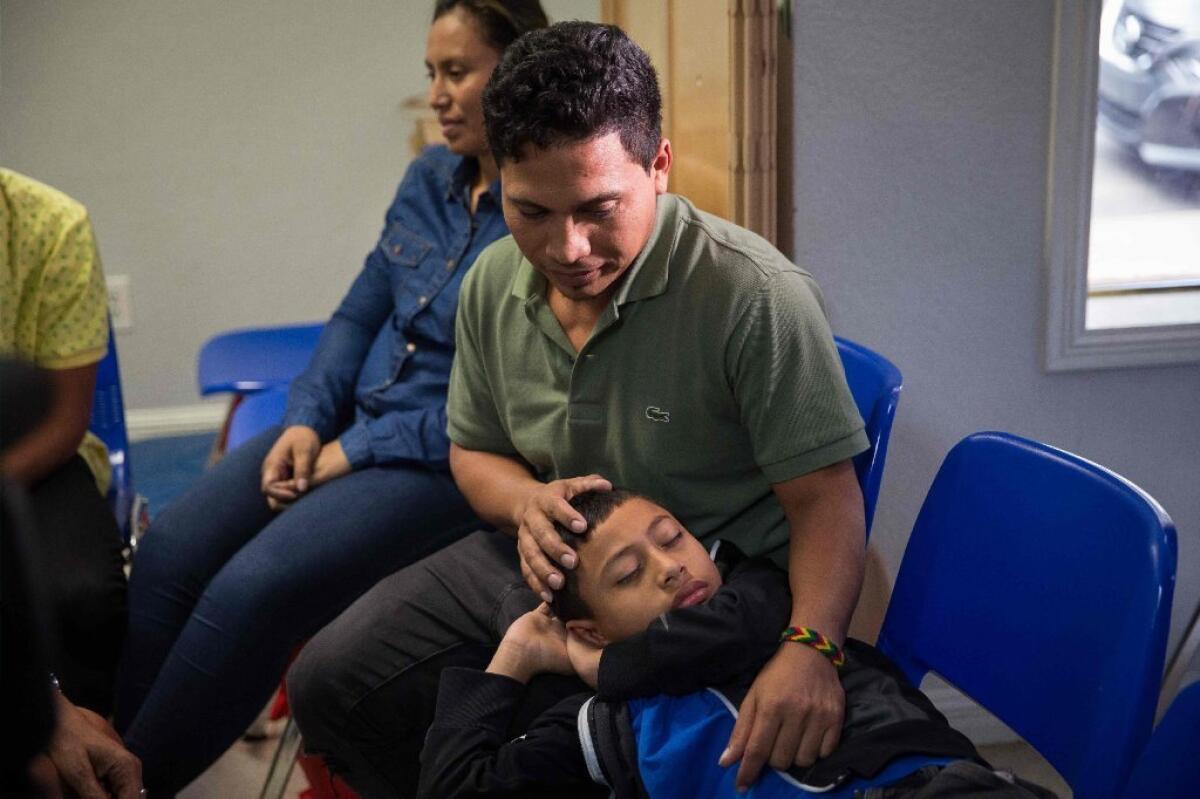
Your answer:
[290,22,868,796]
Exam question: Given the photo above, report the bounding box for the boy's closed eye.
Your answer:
[562,495,724,646]
[616,564,641,585]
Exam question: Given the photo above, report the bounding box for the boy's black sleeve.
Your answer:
[417,667,608,799]
[597,558,792,700]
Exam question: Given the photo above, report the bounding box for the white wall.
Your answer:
[791,0,1199,660]
[0,0,598,410]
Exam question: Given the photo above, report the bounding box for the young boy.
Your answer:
[418,490,1056,798]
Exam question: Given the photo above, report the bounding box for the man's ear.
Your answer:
[565,619,609,649]
[651,138,672,194]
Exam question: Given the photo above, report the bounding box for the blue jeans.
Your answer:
[114,427,477,795]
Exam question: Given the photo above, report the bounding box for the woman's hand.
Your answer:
[515,475,612,601]
[260,426,349,510]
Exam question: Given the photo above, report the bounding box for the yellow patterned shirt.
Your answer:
[1,168,111,493]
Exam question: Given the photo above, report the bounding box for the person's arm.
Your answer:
[418,671,597,799]
[263,176,424,504]
[714,266,868,791]
[280,249,394,444]
[446,256,613,599]
[0,363,97,484]
[594,559,793,699]
[449,444,610,602]
[336,404,452,471]
[418,606,600,799]
[721,461,865,790]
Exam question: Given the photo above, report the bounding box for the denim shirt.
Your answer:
[282,146,508,470]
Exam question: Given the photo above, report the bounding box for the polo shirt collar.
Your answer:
[509,193,676,305]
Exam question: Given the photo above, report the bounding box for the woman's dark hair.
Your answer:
[432,0,549,53]
[549,489,645,623]
[482,21,663,169]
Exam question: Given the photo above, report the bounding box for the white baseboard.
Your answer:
[126,401,228,442]
[925,684,1019,746]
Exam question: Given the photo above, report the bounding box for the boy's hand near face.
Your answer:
[566,630,602,689]
[487,604,574,684]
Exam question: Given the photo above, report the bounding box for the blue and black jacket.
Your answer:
[418,543,982,799]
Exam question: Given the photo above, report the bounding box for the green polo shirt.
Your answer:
[448,193,867,561]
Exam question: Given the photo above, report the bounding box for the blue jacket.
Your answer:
[282,146,509,469]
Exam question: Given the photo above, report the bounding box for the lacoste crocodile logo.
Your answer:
[645,406,670,423]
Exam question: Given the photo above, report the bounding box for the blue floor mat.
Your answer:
[129,432,216,520]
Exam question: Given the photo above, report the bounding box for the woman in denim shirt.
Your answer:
[115,3,548,793]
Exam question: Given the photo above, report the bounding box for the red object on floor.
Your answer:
[269,681,290,720]
[269,642,357,798]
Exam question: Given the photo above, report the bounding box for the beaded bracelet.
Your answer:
[779,626,846,668]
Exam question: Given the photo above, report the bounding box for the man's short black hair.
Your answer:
[482,21,663,169]
[549,489,644,622]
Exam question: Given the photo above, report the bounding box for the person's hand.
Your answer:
[566,629,603,689]
[515,475,612,601]
[488,604,573,683]
[261,425,321,510]
[311,440,351,486]
[41,692,143,799]
[719,642,843,791]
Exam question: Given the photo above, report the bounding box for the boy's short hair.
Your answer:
[481,21,663,169]
[549,489,643,622]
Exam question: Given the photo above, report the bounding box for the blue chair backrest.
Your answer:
[226,383,290,452]
[834,337,902,537]
[877,432,1177,799]
[197,322,324,396]
[89,322,134,537]
[1120,681,1200,798]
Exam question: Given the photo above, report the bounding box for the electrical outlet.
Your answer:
[106,274,134,330]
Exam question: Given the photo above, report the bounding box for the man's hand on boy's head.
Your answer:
[565,630,603,689]
[719,643,844,791]
[516,474,612,602]
[488,604,574,684]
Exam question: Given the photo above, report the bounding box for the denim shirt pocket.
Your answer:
[381,223,434,271]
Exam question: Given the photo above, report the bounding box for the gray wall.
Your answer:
[792,0,1199,655]
[0,0,598,409]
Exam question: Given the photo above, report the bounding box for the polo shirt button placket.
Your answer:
[406,342,417,353]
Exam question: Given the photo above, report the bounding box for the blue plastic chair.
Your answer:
[89,322,139,542]
[877,432,1177,799]
[226,383,290,452]
[834,337,902,537]
[197,322,324,396]
[1120,681,1200,798]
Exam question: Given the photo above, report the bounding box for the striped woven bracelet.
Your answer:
[779,626,846,668]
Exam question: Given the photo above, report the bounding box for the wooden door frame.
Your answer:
[602,0,788,249]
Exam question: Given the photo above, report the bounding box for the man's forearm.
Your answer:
[775,460,866,641]
[448,443,541,535]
